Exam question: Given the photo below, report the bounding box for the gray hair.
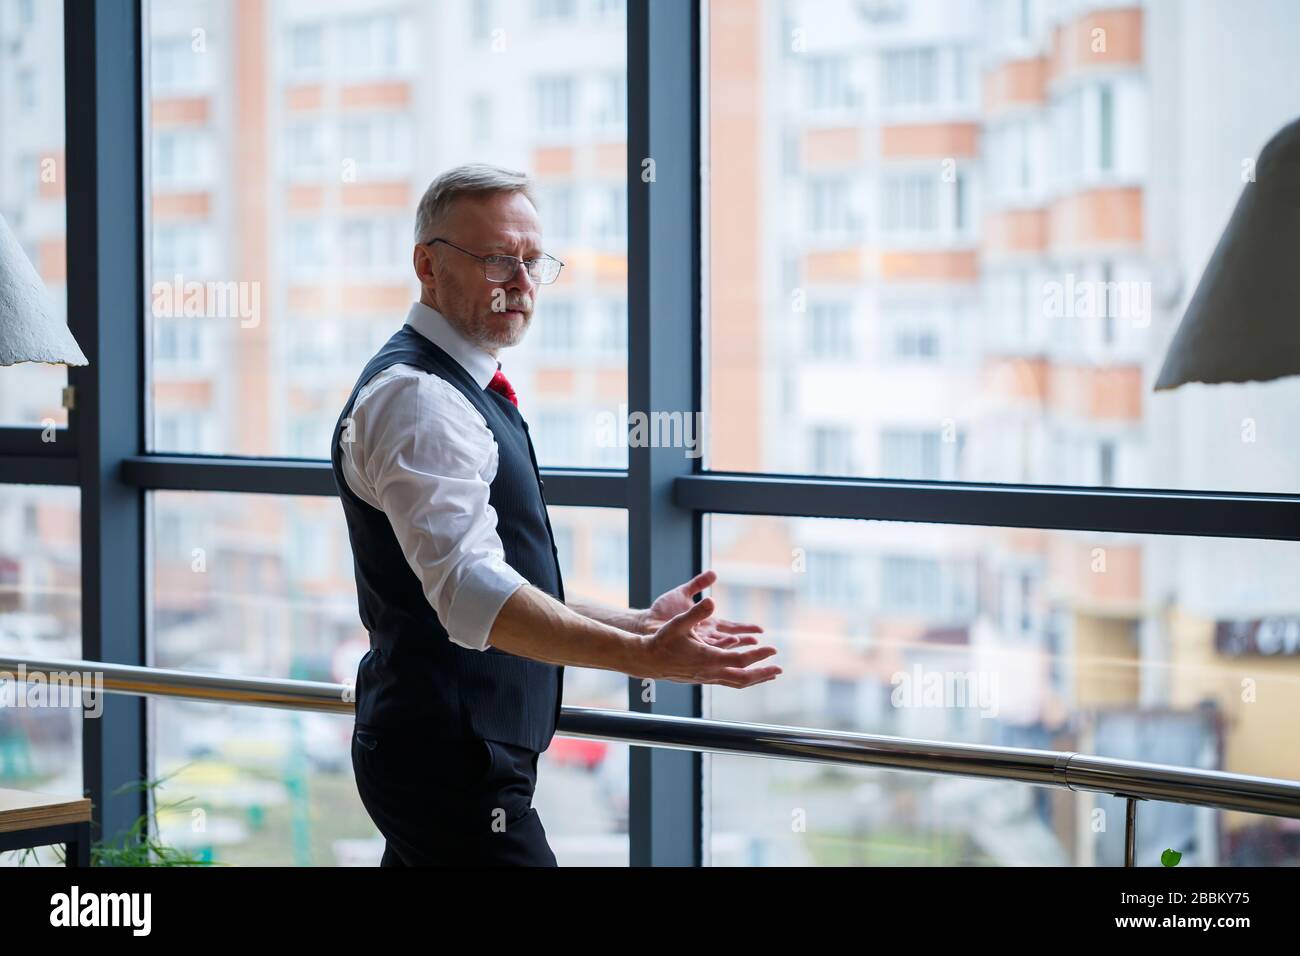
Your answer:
[413,163,537,244]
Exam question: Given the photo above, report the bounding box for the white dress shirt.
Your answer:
[340,301,528,652]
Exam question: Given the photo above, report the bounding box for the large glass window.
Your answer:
[146,0,628,468]
[0,0,68,429]
[0,484,81,866]
[707,0,1300,493]
[705,513,1300,865]
[536,506,629,865]
[151,492,628,864]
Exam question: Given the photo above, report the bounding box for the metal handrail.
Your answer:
[6,654,1300,865]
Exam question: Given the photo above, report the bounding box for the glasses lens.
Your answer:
[484,257,518,281]
[529,257,561,284]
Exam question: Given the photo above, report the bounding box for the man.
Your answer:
[331,163,781,867]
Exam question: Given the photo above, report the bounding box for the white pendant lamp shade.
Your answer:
[0,212,88,367]
[1154,117,1300,390]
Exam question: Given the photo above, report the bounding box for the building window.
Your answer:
[539,301,579,353]
[953,170,967,232]
[16,152,39,199]
[536,410,580,463]
[886,305,942,361]
[1099,441,1116,487]
[289,516,329,577]
[1001,567,1040,638]
[881,48,937,109]
[595,183,626,241]
[153,130,210,189]
[1016,0,1033,41]
[340,114,412,174]
[807,303,853,358]
[811,426,853,475]
[16,68,36,112]
[952,44,971,105]
[151,35,206,95]
[153,223,206,276]
[471,95,492,144]
[285,121,326,178]
[471,0,494,41]
[339,12,406,79]
[1101,260,1115,345]
[804,550,858,609]
[1098,83,1115,173]
[826,677,858,727]
[535,75,576,132]
[598,299,626,352]
[594,530,627,588]
[883,174,937,234]
[341,217,403,271]
[533,0,577,22]
[338,12,403,78]
[550,524,575,568]
[156,413,206,452]
[538,184,577,241]
[807,177,860,237]
[880,555,943,615]
[782,128,800,177]
[804,55,861,112]
[881,429,952,480]
[286,22,323,77]
[155,317,204,365]
[1017,122,1032,191]
[287,219,326,274]
[594,72,626,131]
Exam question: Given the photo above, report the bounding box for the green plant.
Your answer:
[4,766,226,867]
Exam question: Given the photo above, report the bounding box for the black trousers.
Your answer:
[351,721,557,866]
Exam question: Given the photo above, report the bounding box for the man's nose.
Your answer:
[504,260,535,294]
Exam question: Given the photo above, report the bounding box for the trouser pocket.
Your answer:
[473,738,498,788]
[353,726,501,796]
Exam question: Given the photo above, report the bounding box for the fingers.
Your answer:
[714,619,764,634]
[711,642,778,668]
[702,634,760,648]
[680,568,717,598]
[668,596,714,630]
[659,595,779,688]
[690,642,780,686]
[705,665,782,688]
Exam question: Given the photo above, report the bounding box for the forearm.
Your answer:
[566,597,653,635]
[488,584,648,675]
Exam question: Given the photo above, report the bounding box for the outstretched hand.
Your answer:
[642,569,766,648]
[637,570,781,688]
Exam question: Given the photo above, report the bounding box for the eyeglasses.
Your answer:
[424,237,564,285]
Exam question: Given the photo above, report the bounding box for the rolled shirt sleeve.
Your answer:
[341,366,527,651]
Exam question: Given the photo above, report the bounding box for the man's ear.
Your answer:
[413,243,434,289]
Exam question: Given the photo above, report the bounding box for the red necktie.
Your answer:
[488,366,518,407]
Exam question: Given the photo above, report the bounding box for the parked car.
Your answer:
[544,735,607,771]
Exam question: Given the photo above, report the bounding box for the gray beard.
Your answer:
[465,310,530,350]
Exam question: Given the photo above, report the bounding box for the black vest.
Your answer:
[330,324,565,752]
